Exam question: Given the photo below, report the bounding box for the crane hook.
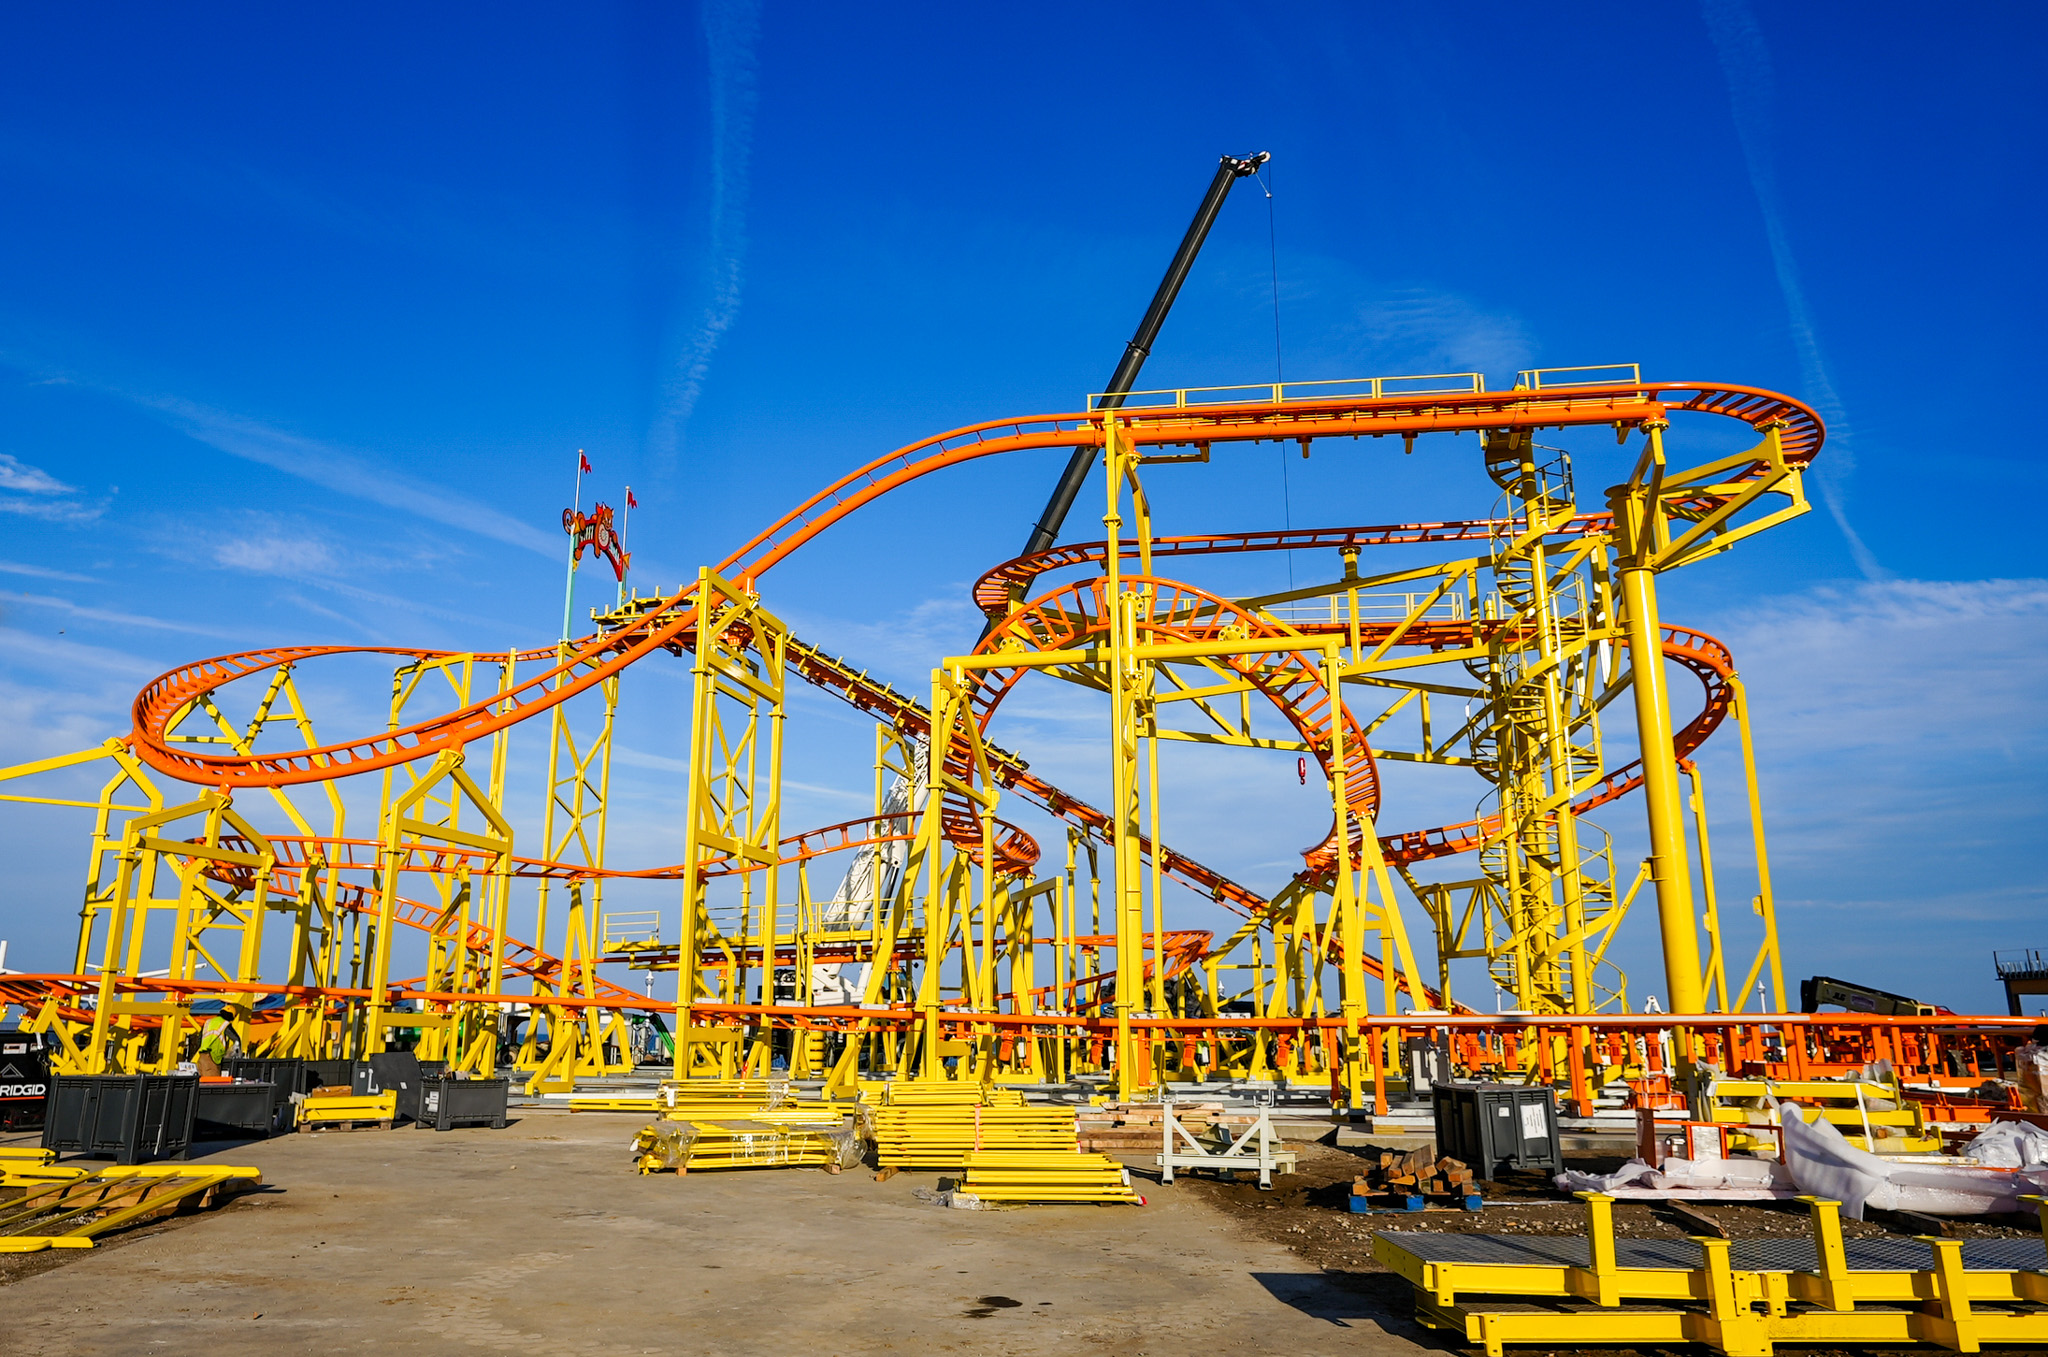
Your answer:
[1297,757,1308,786]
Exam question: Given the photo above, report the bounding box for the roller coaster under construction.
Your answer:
[1,363,2030,1113]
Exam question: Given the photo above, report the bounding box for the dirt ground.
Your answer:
[0,1112,1437,1357]
[1164,1138,2047,1357]
[5,1120,2044,1357]
[1178,1140,2043,1264]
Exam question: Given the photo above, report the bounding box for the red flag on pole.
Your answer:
[579,452,592,474]
[627,488,638,509]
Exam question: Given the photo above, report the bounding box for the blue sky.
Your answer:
[0,2,2042,1013]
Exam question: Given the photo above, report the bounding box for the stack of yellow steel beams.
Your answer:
[578,1079,825,1118]
[873,1085,1078,1168]
[0,1165,263,1252]
[568,1096,663,1114]
[878,1082,1026,1108]
[631,1117,852,1173]
[658,1077,788,1107]
[960,1151,1146,1204]
[731,1105,850,1129]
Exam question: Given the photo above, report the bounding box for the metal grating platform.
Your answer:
[1376,1231,2048,1273]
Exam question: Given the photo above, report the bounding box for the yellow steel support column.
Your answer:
[1730,676,1789,1012]
[1608,433,1706,1018]
[672,569,787,1083]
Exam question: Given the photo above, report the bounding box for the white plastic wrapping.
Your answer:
[819,1119,864,1170]
[1779,1101,2048,1218]
[1555,1155,1790,1196]
[1555,1159,1657,1194]
[1962,1120,2048,1169]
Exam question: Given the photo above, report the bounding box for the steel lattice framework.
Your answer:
[4,366,2032,1109]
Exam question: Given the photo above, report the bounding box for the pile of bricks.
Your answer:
[1352,1144,1481,1209]
[1074,1102,1258,1154]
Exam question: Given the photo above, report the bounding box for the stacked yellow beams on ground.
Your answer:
[626,1079,866,1173]
[1374,1189,2048,1357]
[872,1083,1077,1169]
[960,1151,1147,1205]
[1705,1077,1941,1154]
[0,1163,262,1253]
[568,1097,665,1113]
[631,1116,856,1173]
[575,1085,797,1116]
[582,1078,791,1117]
[876,1083,1027,1107]
[655,1078,789,1105]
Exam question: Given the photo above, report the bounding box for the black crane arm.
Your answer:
[1016,151,1270,562]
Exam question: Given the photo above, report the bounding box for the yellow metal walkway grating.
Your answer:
[1373,1191,2048,1355]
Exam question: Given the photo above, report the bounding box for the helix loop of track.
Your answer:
[964,573,1380,874]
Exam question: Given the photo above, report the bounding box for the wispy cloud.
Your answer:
[296,576,508,630]
[0,452,105,522]
[1687,576,2048,1006]
[212,532,337,575]
[784,779,869,805]
[277,590,387,642]
[1350,287,1533,378]
[122,390,557,558]
[0,453,71,495]
[0,589,238,639]
[648,0,763,469]
[783,592,982,691]
[1701,0,1884,581]
[615,747,690,775]
[0,626,170,680]
[0,560,98,584]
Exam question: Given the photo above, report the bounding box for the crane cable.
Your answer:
[1258,164,1293,592]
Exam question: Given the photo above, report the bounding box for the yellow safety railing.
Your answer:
[1089,372,1486,411]
[602,910,662,946]
[1262,591,1467,626]
[1512,363,1641,390]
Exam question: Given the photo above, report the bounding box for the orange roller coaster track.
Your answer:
[8,369,1901,1106]
[125,380,1815,791]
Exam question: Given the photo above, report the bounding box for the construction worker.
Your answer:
[194,1014,234,1075]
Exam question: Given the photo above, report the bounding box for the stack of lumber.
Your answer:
[959,1150,1146,1205]
[1352,1144,1480,1206]
[873,1084,1076,1168]
[1075,1101,1258,1154]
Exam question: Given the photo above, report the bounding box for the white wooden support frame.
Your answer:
[1155,1100,1296,1189]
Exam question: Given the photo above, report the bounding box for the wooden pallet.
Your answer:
[301,1117,395,1133]
[1350,1193,1485,1213]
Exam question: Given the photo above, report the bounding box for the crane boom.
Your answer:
[1016,151,1269,561]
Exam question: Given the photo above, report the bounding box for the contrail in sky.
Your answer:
[141,391,559,557]
[1701,0,1886,581]
[650,0,763,471]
